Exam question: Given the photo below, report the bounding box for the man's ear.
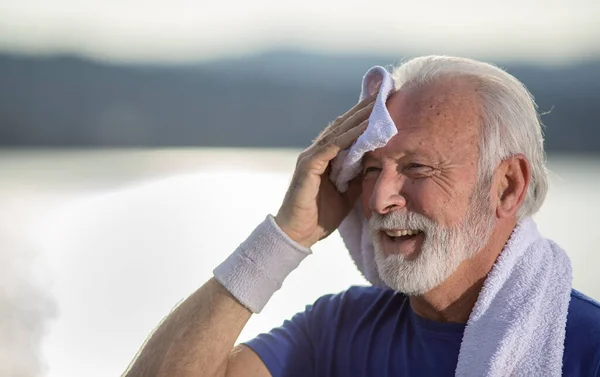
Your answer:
[494,154,531,219]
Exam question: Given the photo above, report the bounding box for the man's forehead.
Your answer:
[362,80,481,162]
[386,81,481,138]
[386,79,480,117]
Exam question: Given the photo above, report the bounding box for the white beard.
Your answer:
[369,183,495,296]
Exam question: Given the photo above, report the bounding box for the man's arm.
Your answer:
[123,277,269,377]
[122,95,374,377]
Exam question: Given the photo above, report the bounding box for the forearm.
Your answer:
[124,277,251,377]
[123,215,310,377]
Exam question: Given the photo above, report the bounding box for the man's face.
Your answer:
[360,78,496,295]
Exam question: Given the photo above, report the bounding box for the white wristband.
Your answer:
[213,215,312,313]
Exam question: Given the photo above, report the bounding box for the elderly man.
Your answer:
[124,56,600,377]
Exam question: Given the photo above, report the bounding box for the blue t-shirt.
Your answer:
[245,286,600,377]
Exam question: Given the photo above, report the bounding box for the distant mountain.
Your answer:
[0,51,598,152]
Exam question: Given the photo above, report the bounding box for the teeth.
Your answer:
[384,229,421,237]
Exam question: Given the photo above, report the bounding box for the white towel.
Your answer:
[330,66,397,288]
[456,218,572,376]
[331,66,397,193]
[330,66,573,375]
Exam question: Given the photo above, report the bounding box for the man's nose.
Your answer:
[368,171,406,215]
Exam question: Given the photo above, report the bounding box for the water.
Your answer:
[1,149,599,377]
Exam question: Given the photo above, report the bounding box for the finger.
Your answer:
[307,115,367,157]
[332,120,369,151]
[313,93,377,144]
[301,121,368,179]
[337,93,377,125]
[313,120,368,162]
[313,103,373,149]
[330,104,373,139]
[322,99,375,139]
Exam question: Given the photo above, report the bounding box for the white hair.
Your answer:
[390,56,548,221]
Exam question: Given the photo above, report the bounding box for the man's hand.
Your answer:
[275,95,376,248]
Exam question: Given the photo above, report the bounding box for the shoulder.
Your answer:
[567,289,600,328]
[564,289,600,374]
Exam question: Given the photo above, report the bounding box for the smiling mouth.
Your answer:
[382,229,424,242]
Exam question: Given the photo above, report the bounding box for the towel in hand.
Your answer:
[330,66,397,193]
[329,65,573,375]
[330,66,397,288]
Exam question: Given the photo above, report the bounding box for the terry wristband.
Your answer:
[213,214,312,313]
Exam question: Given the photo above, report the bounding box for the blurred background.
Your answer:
[1,1,599,376]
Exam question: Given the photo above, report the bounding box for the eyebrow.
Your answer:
[363,149,425,162]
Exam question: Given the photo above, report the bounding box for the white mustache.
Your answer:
[368,211,437,233]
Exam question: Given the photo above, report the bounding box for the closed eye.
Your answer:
[405,163,434,175]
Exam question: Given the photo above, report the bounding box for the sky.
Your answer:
[0,0,599,64]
